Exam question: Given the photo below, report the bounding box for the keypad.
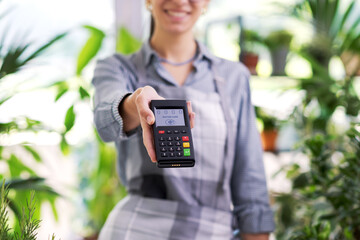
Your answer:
[157,129,191,158]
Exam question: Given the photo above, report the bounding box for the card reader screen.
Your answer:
[155,108,185,127]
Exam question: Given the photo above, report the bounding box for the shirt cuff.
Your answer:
[234,205,275,234]
[111,92,133,139]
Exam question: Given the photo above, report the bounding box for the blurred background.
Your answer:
[0,0,359,239]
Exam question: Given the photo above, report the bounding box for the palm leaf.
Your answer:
[3,177,59,196]
[338,1,356,34]
[0,32,67,79]
[0,44,30,78]
[22,32,67,65]
[4,177,44,189]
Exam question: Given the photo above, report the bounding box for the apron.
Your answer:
[99,51,237,240]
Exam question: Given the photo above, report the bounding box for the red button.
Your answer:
[182,136,189,141]
[159,130,165,134]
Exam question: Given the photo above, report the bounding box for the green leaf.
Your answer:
[293,172,309,189]
[55,89,67,102]
[76,25,105,76]
[3,177,58,196]
[0,96,11,106]
[60,137,70,155]
[23,32,67,64]
[116,27,142,55]
[7,154,36,177]
[22,145,42,163]
[4,177,44,190]
[0,32,67,79]
[64,105,75,132]
[79,86,90,99]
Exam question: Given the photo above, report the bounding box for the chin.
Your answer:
[164,25,193,35]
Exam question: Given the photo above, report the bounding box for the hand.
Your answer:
[121,86,195,163]
[241,233,269,240]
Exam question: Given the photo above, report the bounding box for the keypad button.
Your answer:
[176,152,182,157]
[170,152,175,157]
[167,130,172,134]
[169,147,175,152]
[176,147,182,151]
[182,136,189,141]
[181,130,186,133]
[160,142,166,147]
[167,137,173,141]
[175,142,181,146]
[159,137,165,141]
[159,130,165,134]
[174,130,179,134]
[183,142,190,148]
[184,149,191,156]
[161,153,167,157]
[161,147,167,152]
[175,136,181,141]
[167,142,173,146]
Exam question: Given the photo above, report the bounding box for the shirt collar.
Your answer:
[141,40,220,67]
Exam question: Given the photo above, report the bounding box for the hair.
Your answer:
[150,15,155,39]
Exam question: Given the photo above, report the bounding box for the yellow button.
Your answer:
[183,142,190,148]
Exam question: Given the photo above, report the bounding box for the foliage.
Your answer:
[116,27,142,55]
[264,30,293,50]
[1,181,60,240]
[290,0,360,69]
[67,25,140,236]
[76,26,105,76]
[241,29,264,54]
[0,1,65,231]
[274,125,360,239]
[255,106,279,131]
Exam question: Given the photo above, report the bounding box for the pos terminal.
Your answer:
[150,100,195,168]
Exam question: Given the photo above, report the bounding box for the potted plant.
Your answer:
[264,30,293,76]
[255,107,279,152]
[240,29,264,75]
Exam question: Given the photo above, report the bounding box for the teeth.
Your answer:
[168,11,186,17]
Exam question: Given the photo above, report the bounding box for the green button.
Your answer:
[184,149,190,156]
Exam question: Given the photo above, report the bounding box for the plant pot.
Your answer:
[261,130,278,152]
[270,47,289,76]
[340,51,360,76]
[241,52,259,75]
[83,234,98,240]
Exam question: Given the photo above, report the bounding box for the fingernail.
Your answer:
[147,116,152,124]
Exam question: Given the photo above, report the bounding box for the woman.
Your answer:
[93,0,275,239]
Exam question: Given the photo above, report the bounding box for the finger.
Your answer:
[186,101,193,114]
[141,120,157,162]
[136,94,156,125]
[189,112,195,129]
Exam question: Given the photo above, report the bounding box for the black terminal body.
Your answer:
[150,100,195,168]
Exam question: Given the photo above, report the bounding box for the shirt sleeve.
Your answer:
[92,55,136,142]
[230,73,275,233]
